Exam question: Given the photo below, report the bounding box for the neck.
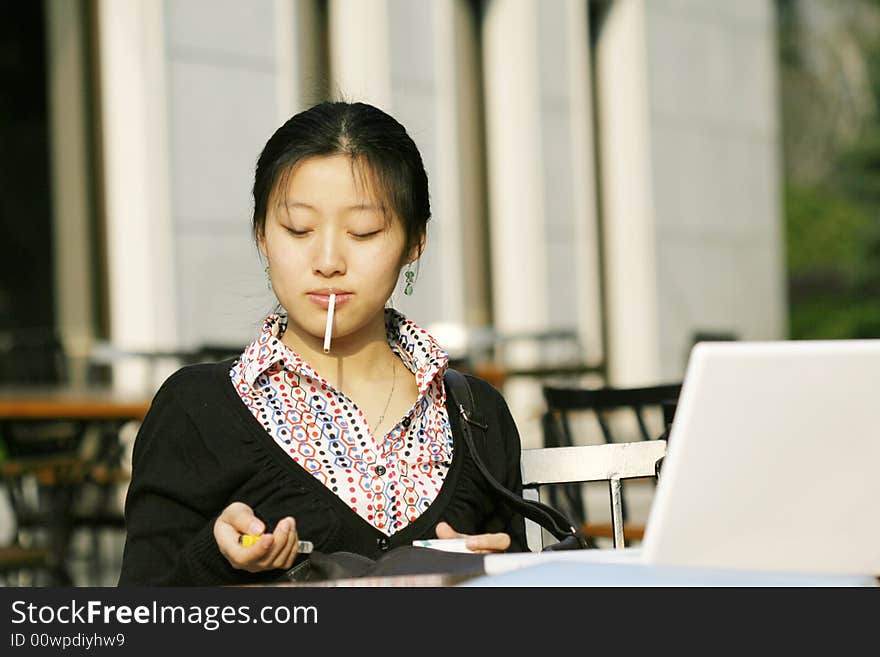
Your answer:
[279,308,397,390]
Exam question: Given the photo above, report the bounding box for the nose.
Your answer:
[313,230,346,278]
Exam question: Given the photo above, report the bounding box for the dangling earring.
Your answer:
[404,266,415,296]
[265,264,272,291]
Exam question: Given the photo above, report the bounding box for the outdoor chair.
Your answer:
[540,383,680,542]
[520,440,667,551]
[0,544,57,586]
[0,329,131,584]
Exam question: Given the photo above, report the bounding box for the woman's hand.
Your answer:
[214,502,300,573]
[435,521,511,553]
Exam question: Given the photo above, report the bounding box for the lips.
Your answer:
[306,292,353,309]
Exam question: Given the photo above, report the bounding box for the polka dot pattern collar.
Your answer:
[230,308,454,536]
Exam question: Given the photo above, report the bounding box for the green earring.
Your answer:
[404,268,415,296]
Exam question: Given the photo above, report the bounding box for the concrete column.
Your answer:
[481,0,550,449]
[483,0,604,361]
[96,0,177,391]
[328,0,392,107]
[482,0,608,445]
[450,0,492,333]
[44,0,96,385]
[430,0,467,334]
[403,0,491,355]
[276,0,326,116]
[565,0,605,368]
[482,0,547,346]
[274,0,298,121]
[594,0,661,386]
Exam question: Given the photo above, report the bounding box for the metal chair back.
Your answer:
[540,383,680,533]
[521,440,667,551]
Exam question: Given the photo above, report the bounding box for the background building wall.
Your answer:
[647,0,786,379]
[598,0,785,386]
[90,0,785,428]
[163,0,283,350]
[481,0,605,445]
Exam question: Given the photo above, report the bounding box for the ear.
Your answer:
[257,231,268,260]
[405,232,426,266]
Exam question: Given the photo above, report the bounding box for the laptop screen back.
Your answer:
[642,340,880,576]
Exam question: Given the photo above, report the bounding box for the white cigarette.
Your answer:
[323,293,336,353]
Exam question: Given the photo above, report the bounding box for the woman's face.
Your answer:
[259,154,418,344]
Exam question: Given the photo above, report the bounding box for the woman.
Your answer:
[119,101,527,586]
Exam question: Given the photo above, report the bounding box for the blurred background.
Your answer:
[1,0,877,585]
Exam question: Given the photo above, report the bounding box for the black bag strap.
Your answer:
[443,369,586,545]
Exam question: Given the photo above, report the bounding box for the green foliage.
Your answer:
[780,0,880,339]
[835,129,880,206]
[789,290,880,339]
[785,185,867,279]
[785,181,880,339]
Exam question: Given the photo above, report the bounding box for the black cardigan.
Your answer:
[118,358,528,585]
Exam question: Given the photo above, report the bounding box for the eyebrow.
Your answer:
[285,201,381,212]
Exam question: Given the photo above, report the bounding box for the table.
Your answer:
[0,386,152,584]
[0,386,152,421]
[256,572,478,587]
[470,551,879,586]
[472,362,605,389]
[251,549,878,588]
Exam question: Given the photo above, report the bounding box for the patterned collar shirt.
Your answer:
[229,308,454,536]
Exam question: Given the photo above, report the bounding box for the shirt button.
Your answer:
[402,417,411,428]
[377,537,391,551]
[375,465,386,476]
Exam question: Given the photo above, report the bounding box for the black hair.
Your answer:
[252,101,430,265]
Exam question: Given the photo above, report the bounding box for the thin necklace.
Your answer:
[371,356,396,436]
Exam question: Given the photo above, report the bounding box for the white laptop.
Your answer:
[489,340,880,578]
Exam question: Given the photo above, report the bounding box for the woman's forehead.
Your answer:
[281,154,384,204]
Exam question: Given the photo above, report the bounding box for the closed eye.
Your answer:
[351,230,382,239]
[286,227,310,236]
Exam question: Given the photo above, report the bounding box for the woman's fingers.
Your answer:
[223,502,265,534]
[258,517,296,569]
[217,518,270,556]
[243,534,275,566]
[435,521,510,553]
[215,503,275,570]
[214,504,303,572]
[269,518,299,569]
[464,532,511,553]
[434,521,464,539]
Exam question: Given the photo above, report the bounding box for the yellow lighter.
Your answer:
[239,534,314,553]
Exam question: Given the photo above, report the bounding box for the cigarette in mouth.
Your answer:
[323,293,336,353]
